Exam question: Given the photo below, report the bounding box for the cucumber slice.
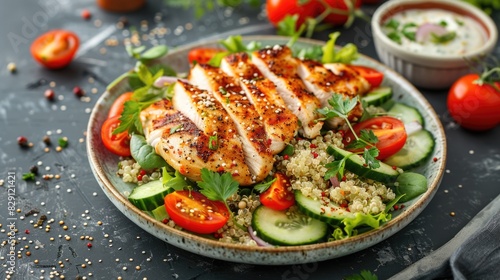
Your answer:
[128,180,173,211]
[295,191,354,225]
[327,146,400,184]
[362,86,393,106]
[251,205,328,246]
[383,129,435,170]
[387,102,424,125]
[150,204,169,222]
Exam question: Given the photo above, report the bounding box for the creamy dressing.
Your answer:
[383,9,486,56]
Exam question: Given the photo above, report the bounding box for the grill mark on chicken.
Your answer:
[251,45,323,139]
[189,63,274,182]
[220,52,299,154]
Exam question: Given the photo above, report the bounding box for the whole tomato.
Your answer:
[320,0,362,26]
[266,0,321,27]
[447,74,500,131]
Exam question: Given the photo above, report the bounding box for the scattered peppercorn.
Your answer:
[87,243,92,248]
[7,62,16,73]
[17,136,29,147]
[81,9,91,20]
[30,165,39,175]
[44,89,55,101]
[43,135,51,146]
[73,86,85,97]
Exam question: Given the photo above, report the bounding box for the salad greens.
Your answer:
[130,134,168,170]
[394,172,428,203]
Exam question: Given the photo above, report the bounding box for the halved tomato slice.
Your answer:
[343,116,407,160]
[350,65,384,89]
[30,30,79,69]
[164,190,230,234]
[259,173,295,211]
[187,47,225,65]
[100,116,131,157]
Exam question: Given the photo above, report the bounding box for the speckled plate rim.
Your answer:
[87,36,447,265]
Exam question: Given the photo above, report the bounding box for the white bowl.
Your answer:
[371,0,498,89]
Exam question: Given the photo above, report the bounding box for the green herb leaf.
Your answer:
[431,31,456,44]
[113,100,156,135]
[322,32,359,64]
[169,124,183,134]
[363,147,380,169]
[197,168,239,202]
[394,172,428,202]
[208,135,218,150]
[279,144,295,157]
[387,32,402,44]
[344,269,379,280]
[130,134,168,170]
[324,155,348,180]
[384,19,399,30]
[164,169,189,191]
[58,137,68,148]
[22,172,36,181]
[322,94,359,119]
[140,45,168,61]
[253,178,276,193]
[359,130,378,145]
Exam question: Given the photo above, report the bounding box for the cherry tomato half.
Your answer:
[30,30,79,69]
[100,116,131,157]
[343,116,407,160]
[108,92,134,119]
[447,74,500,131]
[266,0,321,28]
[164,190,230,234]
[259,173,295,211]
[350,65,384,89]
[187,48,225,65]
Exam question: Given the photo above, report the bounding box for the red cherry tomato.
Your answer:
[100,116,131,157]
[164,190,230,234]
[343,116,407,160]
[108,92,134,119]
[320,0,362,26]
[30,30,79,69]
[447,74,500,131]
[266,0,321,28]
[349,65,384,88]
[259,173,295,211]
[187,48,225,65]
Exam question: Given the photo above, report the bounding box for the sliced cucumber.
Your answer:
[251,205,328,246]
[150,204,169,222]
[387,102,424,125]
[295,191,354,225]
[362,86,393,106]
[383,129,435,170]
[128,180,173,211]
[327,146,400,184]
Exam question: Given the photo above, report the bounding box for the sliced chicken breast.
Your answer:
[189,64,274,182]
[251,45,323,139]
[297,60,370,128]
[220,52,299,154]
[162,82,255,185]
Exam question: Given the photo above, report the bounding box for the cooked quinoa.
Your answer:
[117,128,397,245]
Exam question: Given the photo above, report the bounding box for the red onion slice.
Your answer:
[153,76,188,88]
[330,176,340,188]
[248,226,273,247]
[416,23,448,43]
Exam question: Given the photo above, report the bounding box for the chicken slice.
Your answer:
[162,82,255,185]
[189,64,274,182]
[251,45,323,139]
[220,52,299,154]
[297,60,370,128]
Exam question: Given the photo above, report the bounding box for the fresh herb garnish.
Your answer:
[321,32,359,64]
[126,45,168,63]
[431,31,456,44]
[401,23,417,41]
[318,93,381,180]
[207,35,262,67]
[384,19,400,30]
[58,137,69,148]
[165,0,260,19]
[208,135,218,150]
[170,124,183,134]
[22,172,36,181]
[253,178,277,193]
[385,22,417,44]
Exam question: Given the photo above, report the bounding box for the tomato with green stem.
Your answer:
[343,116,407,160]
[447,72,500,131]
[30,30,79,69]
[101,116,131,157]
[350,65,384,88]
[164,190,230,234]
[318,0,362,27]
[259,173,295,211]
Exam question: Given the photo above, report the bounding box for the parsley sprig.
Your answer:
[318,94,381,180]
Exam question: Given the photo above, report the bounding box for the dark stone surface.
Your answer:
[0,0,498,279]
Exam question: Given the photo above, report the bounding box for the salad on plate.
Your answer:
[99,33,436,247]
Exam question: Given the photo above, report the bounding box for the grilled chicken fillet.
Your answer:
[297,60,370,128]
[220,52,299,154]
[189,64,274,182]
[251,45,323,139]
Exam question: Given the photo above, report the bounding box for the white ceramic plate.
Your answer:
[87,36,447,265]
